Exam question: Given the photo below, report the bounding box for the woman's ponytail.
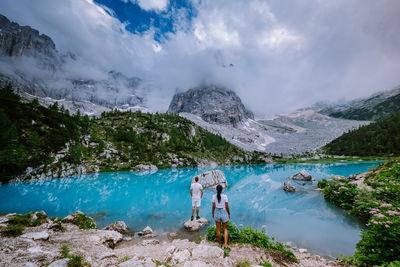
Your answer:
[216,184,223,203]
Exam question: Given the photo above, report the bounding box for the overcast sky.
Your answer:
[1,0,400,117]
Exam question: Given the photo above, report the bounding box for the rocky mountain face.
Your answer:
[0,14,61,67]
[167,86,368,155]
[318,85,400,121]
[168,86,254,127]
[0,14,146,115]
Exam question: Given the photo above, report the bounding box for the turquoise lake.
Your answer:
[0,161,380,258]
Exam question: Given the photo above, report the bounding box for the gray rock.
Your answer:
[21,231,49,241]
[48,258,70,267]
[168,85,254,127]
[98,230,123,248]
[119,256,157,267]
[0,14,59,63]
[61,215,74,223]
[142,226,153,235]
[192,170,228,189]
[167,232,179,239]
[290,170,313,181]
[141,239,160,245]
[25,263,39,267]
[183,261,211,267]
[138,226,153,237]
[103,221,129,234]
[299,248,308,253]
[171,249,191,265]
[184,218,210,232]
[135,164,158,171]
[283,181,296,192]
[62,211,85,223]
[192,245,224,258]
[0,216,9,224]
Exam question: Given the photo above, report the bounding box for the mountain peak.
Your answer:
[168,85,254,127]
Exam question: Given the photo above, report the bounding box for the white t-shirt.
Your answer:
[191,182,203,199]
[212,194,228,209]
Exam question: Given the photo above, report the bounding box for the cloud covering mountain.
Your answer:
[0,0,399,117]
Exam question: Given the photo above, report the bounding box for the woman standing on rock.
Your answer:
[212,184,230,249]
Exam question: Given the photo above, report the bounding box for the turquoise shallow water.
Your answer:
[0,161,380,258]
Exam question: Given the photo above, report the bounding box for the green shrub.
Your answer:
[206,222,297,263]
[317,178,329,189]
[259,261,273,267]
[5,224,24,236]
[120,256,131,263]
[236,261,251,267]
[60,245,87,267]
[377,261,400,267]
[223,247,230,258]
[353,205,400,266]
[152,259,172,267]
[72,214,96,229]
[67,254,85,267]
[321,159,400,266]
[61,245,70,257]
[7,214,31,226]
[350,190,378,221]
[321,178,358,209]
[7,212,47,227]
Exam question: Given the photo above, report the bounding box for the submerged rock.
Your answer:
[192,170,228,189]
[283,181,296,192]
[290,170,313,181]
[184,218,210,232]
[138,226,154,237]
[103,221,129,234]
[167,232,179,239]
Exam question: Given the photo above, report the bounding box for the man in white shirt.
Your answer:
[190,177,203,220]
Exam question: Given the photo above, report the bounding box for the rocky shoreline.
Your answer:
[0,212,352,267]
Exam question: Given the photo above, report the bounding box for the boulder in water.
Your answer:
[103,221,129,234]
[289,170,313,181]
[283,181,296,192]
[192,170,228,189]
[184,218,210,232]
[138,226,154,237]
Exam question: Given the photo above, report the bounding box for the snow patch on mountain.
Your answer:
[180,110,369,155]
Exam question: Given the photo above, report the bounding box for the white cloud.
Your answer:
[259,27,303,50]
[136,0,168,12]
[0,0,400,117]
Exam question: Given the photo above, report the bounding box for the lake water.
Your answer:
[0,161,380,258]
